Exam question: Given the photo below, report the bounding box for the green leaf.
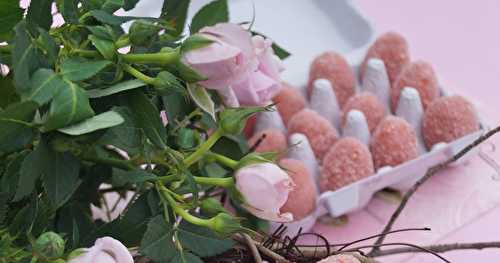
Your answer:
[154,71,184,95]
[61,58,112,81]
[37,29,60,67]
[26,0,53,32]
[0,152,28,199]
[111,169,155,187]
[98,106,143,156]
[13,21,43,93]
[87,79,146,98]
[0,101,38,154]
[161,0,191,36]
[86,25,116,41]
[123,0,140,11]
[187,83,215,121]
[126,90,167,149]
[178,222,235,257]
[88,10,158,26]
[89,35,116,61]
[174,62,207,83]
[58,111,124,136]
[102,0,124,13]
[0,76,19,108]
[190,0,229,33]
[0,0,23,41]
[56,0,79,23]
[43,150,81,208]
[43,80,95,131]
[23,69,66,104]
[129,20,162,46]
[140,215,178,262]
[162,92,193,124]
[181,35,213,53]
[176,128,197,149]
[171,253,203,263]
[0,192,8,224]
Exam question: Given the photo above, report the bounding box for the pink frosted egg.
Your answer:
[279,158,317,220]
[248,129,287,154]
[342,92,386,132]
[391,60,440,112]
[371,116,418,169]
[307,51,355,108]
[422,95,480,149]
[288,109,339,160]
[320,137,374,191]
[272,83,306,125]
[361,32,410,85]
[317,254,361,263]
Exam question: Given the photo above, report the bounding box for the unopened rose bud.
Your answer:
[200,197,228,217]
[219,106,270,135]
[68,237,133,263]
[208,213,244,236]
[34,232,65,260]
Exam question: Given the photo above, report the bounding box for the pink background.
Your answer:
[318,1,500,262]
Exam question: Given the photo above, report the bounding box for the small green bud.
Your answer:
[236,152,277,169]
[129,20,161,46]
[34,232,65,260]
[219,106,271,135]
[208,213,244,236]
[67,248,87,260]
[200,197,228,217]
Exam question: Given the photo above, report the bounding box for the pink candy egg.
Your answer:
[288,109,339,160]
[342,92,386,132]
[361,32,410,85]
[391,60,440,112]
[272,83,307,125]
[320,137,374,191]
[247,129,287,155]
[422,95,480,149]
[317,254,361,263]
[307,51,355,108]
[279,158,317,220]
[371,116,418,169]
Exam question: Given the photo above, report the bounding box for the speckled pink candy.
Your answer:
[287,109,339,161]
[422,95,480,149]
[342,92,386,132]
[391,60,440,112]
[361,32,410,85]
[248,129,287,154]
[371,116,418,169]
[316,254,361,263]
[279,159,317,220]
[307,52,355,108]
[320,137,374,191]
[272,83,307,125]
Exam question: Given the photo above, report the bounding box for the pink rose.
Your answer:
[231,35,285,106]
[183,23,257,91]
[68,237,133,263]
[235,162,294,222]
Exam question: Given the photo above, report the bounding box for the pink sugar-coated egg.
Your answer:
[242,115,257,139]
[279,158,317,221]
[371,116,418,169]
[342,92,386,132]
[272,83,307,125]
[361,32,410,85]
[307,51,355,108]
[391,60,440,112]
[320,137,374,192]
[247,129,287,155]
[317,254,361,263]
[287,109,339,160]
[422,95,480,149]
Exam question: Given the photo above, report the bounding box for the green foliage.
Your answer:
[0,101,38,154]
[60,58,112,81]
[140,215,178,262]
[0,1,23,41]
[161,0,191,36]
[187,83,216,121]
[58,111,124,135]
[191,0,229,33]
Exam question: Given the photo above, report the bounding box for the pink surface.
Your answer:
[310,1,500,262]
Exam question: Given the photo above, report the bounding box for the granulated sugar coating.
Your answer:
[342,92,386,132]
[279,158,317,220]
[320,137,374,192]
[371,116,418,169]
[391,60,440,112]
[307,51,355,108]
[422,95,480,149]
[317,254,361,263]
[272,83,306,125]
[288,109,339,161]
[247,129,287,154]
[361,32,410,85]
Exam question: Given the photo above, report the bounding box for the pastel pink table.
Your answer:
[310,1,500,262]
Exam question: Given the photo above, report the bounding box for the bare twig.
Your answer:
[369,126,500,256]
[349,243,450,262]
[371,241,500,257]
[243,233,263,263]
[234,234,290,263]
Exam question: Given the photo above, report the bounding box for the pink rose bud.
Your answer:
[235,162,294,222]
[68,237,133,263]
[183,23,257,91]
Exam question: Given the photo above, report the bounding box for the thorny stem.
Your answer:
[184,129,224,167]
[193,176,234,188]
[159,184,210,227]
[122,64,156,85]
[72,49,100,58]
[369,126,500,256]
[206,152,239,169]
[121,49,180,65]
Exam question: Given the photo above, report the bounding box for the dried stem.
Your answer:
[371,241,500,257]
[369,126,500,256]
[243,233,263,263]
[234,234,290,263]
